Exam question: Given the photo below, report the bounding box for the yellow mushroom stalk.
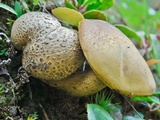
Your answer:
[42,69,106,96]
[79,19,156,96]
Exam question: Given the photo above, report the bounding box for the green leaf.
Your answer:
[87,104,114,120]
[150,96,160,104]
[78,0,85,6]
[52,7,84,27]
[33,0,39,6]
[122,116,143,120]
[65,1,78,11]
[27,112,38,120]
[0,48,7,56]
[86,0,115,11]
[150,34,160,78]
[132,96,151,102]
[116,0,145,30]
[116,0,160,33]
[25,0,29,3]
[109,107,122,120]
[0,3,17,16]
[132,96,160,105]
[14,1,23,17]
[83,0,96,7]
[83,10,107,21]
[91,91,116,112]
[153,91,160,96]
[115,24,142,46]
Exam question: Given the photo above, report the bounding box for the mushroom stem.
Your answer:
[42,69,106,96]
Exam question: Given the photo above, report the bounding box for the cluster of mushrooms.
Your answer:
[11,12,156,97]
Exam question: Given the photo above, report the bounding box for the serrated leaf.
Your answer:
[87,104,114,120]
[115,24,142,46]
[83,10,107,21]
[86,0,115,11]
[52,7,84,27]
[146,59,160,66]
[0,3,17,16]
[65,1,78,11]
[14,1,23,17]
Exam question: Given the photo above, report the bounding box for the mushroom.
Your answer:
[42,68,106,96]
[11,12,85,81]
[11,12,105,96]
[11,12,156,97]
[79,19,156,96]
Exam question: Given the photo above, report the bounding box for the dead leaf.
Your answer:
[146,59,160,66]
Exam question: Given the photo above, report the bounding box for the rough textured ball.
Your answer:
[11,12,85,80]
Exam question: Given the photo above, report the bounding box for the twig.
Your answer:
[0,106,7,111]
[0,58,11,67]
[28,84,32,100]
[150,103,160,112]
[39,103,50,120]
[123,95,143,119]
[9,75,16,88]
[20,0,30,12]
[0,58,16,88]
[82,60,87,71]
[0,32,10,43]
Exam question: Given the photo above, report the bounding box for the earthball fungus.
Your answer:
[11,12,156,97]
[11,12,85,81]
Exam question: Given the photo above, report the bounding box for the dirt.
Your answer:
[0,53,159,119]
[0,51,88,120]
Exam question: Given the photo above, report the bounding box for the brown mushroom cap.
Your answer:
[11,12,85,80]
[79,19,156,96]
[42,69,106,96]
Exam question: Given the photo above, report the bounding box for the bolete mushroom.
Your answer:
[79,19,156,96]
